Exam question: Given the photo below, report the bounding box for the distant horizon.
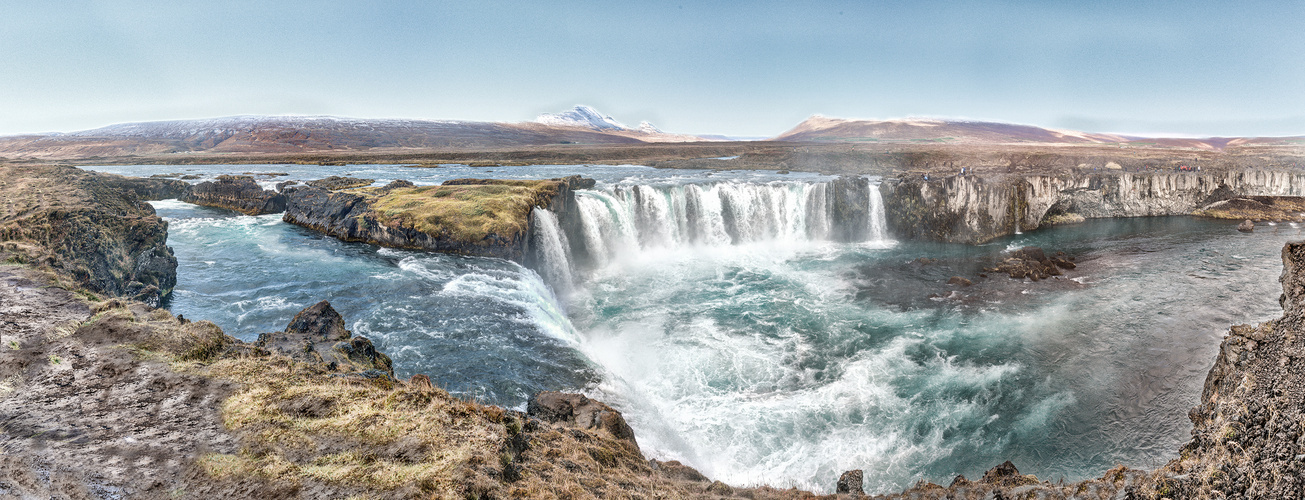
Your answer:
[3,1,1301,139]
[7,106,1301,141]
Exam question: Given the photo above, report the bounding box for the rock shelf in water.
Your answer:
[282,175,594,261]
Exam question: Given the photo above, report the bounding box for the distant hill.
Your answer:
[772,115,1305,150]
[0,107,715,160]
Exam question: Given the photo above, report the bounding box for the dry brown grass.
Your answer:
[184,355,508,497]
[363,180,561,244]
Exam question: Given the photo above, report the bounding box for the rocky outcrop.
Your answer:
[255,300,393,378]
[986,246,1075,280]
[306,175,374,190]
[283,176,592,261]
[180,174,286,215]
[837,469,864,495]
[0,165,180,306]
[526,391,638,446]
[881,171,1305,244]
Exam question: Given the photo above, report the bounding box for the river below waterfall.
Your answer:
[85,163,1304,493]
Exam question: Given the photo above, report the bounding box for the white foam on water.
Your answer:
[146,199,195,210]
[440,264,582,346]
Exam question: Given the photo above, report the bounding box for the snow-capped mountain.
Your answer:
[535,105,629,131]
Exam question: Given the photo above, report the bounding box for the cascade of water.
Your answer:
[805,183,832,240]
[868,184,888,242]
[542,181,895,276]
[571,182,897,262]
[530,209,574,292]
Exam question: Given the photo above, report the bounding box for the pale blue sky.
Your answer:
[2,0,1302,137]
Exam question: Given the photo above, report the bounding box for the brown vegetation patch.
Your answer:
[364,179,562,244]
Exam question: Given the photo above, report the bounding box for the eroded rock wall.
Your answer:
[882,171,1305,243]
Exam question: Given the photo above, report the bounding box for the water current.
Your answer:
[84,163,1304,493]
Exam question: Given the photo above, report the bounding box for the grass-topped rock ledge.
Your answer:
[282,175,594,261]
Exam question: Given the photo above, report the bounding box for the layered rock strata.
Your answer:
[882,171,1305,244]
[180,174,286,215]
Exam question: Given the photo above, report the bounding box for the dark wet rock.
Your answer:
[275,180,299,192]
[527,391,638,446]
[836,469,864,495]
[1239,219,1255,232]
[306,175,374,190]
[255,300,393,377]
[986,246,1075,281]
[181,175,286,215]
[947,276,973,286]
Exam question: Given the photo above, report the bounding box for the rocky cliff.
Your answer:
[282,176,593,261]
[180,174,286,215]
[881,171,1305,244]
[0,165,186,306]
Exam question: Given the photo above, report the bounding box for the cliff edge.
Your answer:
[0,165,187,306]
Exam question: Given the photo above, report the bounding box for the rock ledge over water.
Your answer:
[282,175,593,261]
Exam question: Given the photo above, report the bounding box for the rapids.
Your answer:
[85,163,1303,493]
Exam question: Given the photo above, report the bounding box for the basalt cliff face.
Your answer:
[881,171,1305,244]
[282,176,593,262]
[0,165,187,305]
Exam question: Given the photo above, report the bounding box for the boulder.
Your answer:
[947,276,973,287]
[987,246,1075,281]
[255,300,393,377]
[1239,219,1255,232]
[381,179,415,191]
[527,391,638,446]
[181,175,286,215]
[837,469,864,495]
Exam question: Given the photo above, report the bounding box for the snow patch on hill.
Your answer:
[535,105,630,131]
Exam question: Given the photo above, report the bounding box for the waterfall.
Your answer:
[868,184,888,242]
[530,180,892,284]
[529,209,574,293]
